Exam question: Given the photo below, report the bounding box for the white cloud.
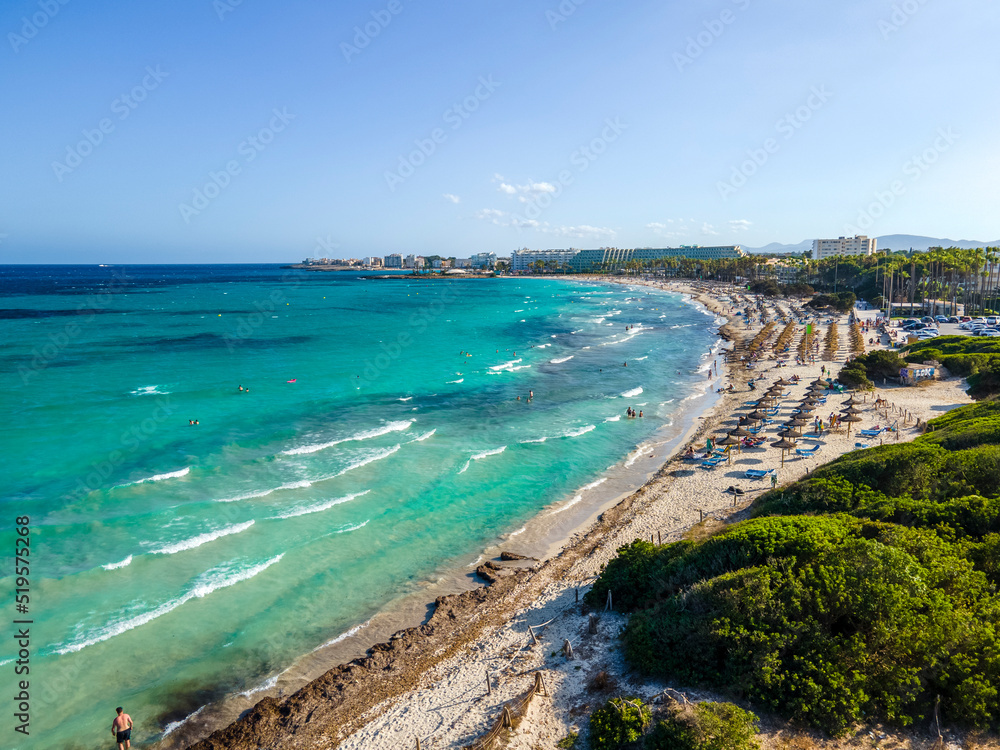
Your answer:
[701,222,719,236]
[545,225,617,240]
[498,183,517,195]
[475,208,507,224]
[512,217,540,229]
[496,179,558,197]
[443,193,461,204]
[729,219,752,232]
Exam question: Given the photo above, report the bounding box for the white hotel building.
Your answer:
[812,235,877,261]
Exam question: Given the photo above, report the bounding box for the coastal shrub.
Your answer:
[836,363,872,390]
[847,349,908,381]
[646,702,760,750]
[968,361,1000,400]
[593,400,1000,736]
[808,292,856,313]
[589,697,651,750]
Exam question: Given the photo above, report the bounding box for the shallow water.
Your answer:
[0,266,722,748]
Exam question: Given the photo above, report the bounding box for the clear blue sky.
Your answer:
[2,0,998,263]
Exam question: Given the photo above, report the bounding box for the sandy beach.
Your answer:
[185,281,974,750]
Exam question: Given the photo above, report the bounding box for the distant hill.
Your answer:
[744,235,999,255]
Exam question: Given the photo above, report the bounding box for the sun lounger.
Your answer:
[700,457,725,469]
[858,428,884,438]
[744,468,775,479]
[854,442,867,449]
[795,444,820,457]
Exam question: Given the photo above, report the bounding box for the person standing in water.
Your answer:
[112,707,133,750]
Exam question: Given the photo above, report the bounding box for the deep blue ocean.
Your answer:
[0,265,723,748]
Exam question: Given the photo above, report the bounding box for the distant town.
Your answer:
[293,236,880,276]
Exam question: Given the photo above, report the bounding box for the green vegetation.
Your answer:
[647,702,760,750]
[589,697,651,750]
[836,349,907,390]
[903,336,1000,399]
[588,399,1000,736]
[808,291,857,313]
[556,731,579,748]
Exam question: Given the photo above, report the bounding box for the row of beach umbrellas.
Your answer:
[717,378,866,467]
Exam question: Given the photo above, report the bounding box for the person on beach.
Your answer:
[112,707,133,750]
[638,410,643,418]
[771,473,778,489]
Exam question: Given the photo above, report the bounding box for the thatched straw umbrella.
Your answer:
[771,437,798,466]
[786,417,810,427]
[717,434,740,462]
[840,412,863,435]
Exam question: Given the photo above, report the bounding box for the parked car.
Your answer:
[983,330,1000,337]
[960,316,972,322]
[935,315,949,323]
[987,317,999,326]
[903,322,927,331]
[921,316,936,323]
[947,316,960,323]
[901,319,919,327]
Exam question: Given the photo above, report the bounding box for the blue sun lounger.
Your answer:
[858,428,884,438]
[744,468,774,480]
[795,444,820,457]
[700,457,725,469]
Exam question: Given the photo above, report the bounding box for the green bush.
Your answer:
[589,697,651,750]
[646,702,760,750]
[837,363,873,389]
[592,400,1000,736]
[968,361,1000,400]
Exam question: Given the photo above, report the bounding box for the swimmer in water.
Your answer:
[638,410,643,418]
[238,385,243,391]
[529,390,533,399]
[623,362,627,367]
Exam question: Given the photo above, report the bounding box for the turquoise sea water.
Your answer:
[0,266,722,749]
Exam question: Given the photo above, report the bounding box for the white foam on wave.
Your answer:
[239,674,279,699]
[458,446,507,474]
[270,490,370,520]
[447,378,464,383]
[414,429,436,442]
[489,358,522,372]
[564,424,596,438]
[314,620,370,652]
[583,477,608,492]
[327,445,401,480]
[550,495,583,514]
[635,356,649,361]
[508,526,526,538]
[604,415,621,422]
[55,554,284,654]
[621,387,644,398]
[119,467,190,487]
[149,520,255,555]
[281,420,414,456]
[102,555,133,571]
[162,706,205,738]
[130,385,169,396]
[625,444,652,468]
[337,519,369,534]
[398,396,413,402]
[550,356,574,364]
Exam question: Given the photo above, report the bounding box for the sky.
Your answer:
[2,0,999,263]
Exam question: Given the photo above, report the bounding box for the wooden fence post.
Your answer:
[486,671,492,696]
[528,625,537,645]
[605,590,612,612]
[416,737,421,750]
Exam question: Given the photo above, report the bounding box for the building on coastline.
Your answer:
[511,248,580,272]
[384,253,403,269]
[455,258,473,269]
[470,252,497,269]
[404,255,426,269]
[812,235,876,260]
[368,257,383,268]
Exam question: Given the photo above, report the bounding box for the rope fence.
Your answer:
[461,671,548,750]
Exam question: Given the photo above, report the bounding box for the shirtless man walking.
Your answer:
[112,707,133,750]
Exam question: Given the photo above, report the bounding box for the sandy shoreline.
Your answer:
[180,281,974,750]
